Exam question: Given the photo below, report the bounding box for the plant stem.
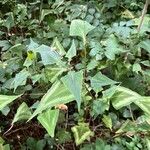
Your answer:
[137,0,149,32]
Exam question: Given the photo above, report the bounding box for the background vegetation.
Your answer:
[0,0,150,149]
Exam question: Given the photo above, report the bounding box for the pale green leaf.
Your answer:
[3,12,14,30]
[35,44,62,65]
[102,115,112,130]
[111,86,141,109]
[0,95,21,111]
[12,69,30,91]
[40,9,51,22]
[52,37,66,56]
[12,102,32,125]
[90,72,118,93]
[134,97,150,116]
[61,71,83,111]
[146,138,150,150]
[132,63,142,74]
[28,81,74,120]
[139,39,150,54]
[104,34,125,60]
[70,19,95,44]
[27,38,39,50]
[71,123,94,145]
[66,40,76,61]
[45,67,66,83]
[37,109,59,137]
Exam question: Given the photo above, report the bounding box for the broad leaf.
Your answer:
[111,86,141,109]
[0,95,21,111]
[37,109,59,137]
[70,19,95,44]
[104,34,125,60]
[71,123,94,145]
[134,97,150,115]
[28,81,75,120]
[61,71,83,111]
[139,39,150,54]
[90,72,117,92]
[66,40,76,61]
[12,69,30,91]
[12,102,32,125]
[35,45,62,65]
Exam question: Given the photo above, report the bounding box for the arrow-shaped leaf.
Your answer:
[37,109,59,137]
[0,95,21,111]
[28,81,75,120]
[12,102,32,125]
[61,71,83,111]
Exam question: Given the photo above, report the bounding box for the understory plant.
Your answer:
[0,0,150,149]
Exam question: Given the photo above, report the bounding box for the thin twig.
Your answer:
[137,0,149,32]
[3,124,14,136]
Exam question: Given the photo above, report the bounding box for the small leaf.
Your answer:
[70,19,95,44]
[12,69,30,91]
[66,40,76,61]
[146,138,150,150]
[102,115,112,130]
[12,102,32,125]
[40,9,51,22]
[27,38,39,50]
[71,123,94,145]
[28,81,74,120]
[61,71,83,111]
[37,109,59,137]
[132,63,142,74]
[0,95,21,111]
[52,37,66,56]
[3,12,14,30]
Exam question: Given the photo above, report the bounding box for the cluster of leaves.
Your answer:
[0,0,150,149]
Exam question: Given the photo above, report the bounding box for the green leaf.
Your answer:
[102,115,112,130]
[71,123,94,145]
[111,86,141,109]
[0,95,21,111]
[61,71,83,111]
[139,40,150,54]
[66,40,76,61]
[146,138,150,150]
[27,38,39,50]
[37,109,59,137]
[28,81,74,120]
[52,37,66,56]
[12,69,30,91]
[40,9,51,22]
[90,72,117,93]
[3,12,14,30]
[35,44,62,65]
[91,99,109,118]
[12,102,32,125]
[104,34,125,60]
[70,19,95,44]
[134,97,150,116]
[45,67,66,83]
[132,63,142,74]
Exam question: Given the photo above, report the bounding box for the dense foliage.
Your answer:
[0,0,150,149]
